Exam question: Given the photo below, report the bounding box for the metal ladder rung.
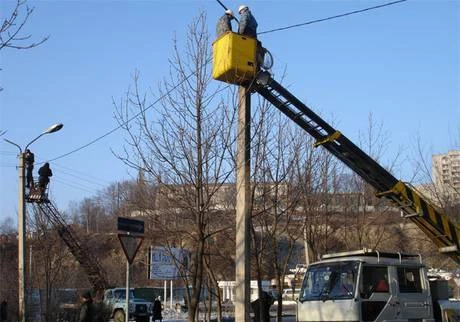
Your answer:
[402,212,420,218]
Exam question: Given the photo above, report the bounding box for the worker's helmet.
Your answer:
[238,5,248,13]
[225,9,234,16]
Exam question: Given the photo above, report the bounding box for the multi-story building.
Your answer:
[432,150,460,202]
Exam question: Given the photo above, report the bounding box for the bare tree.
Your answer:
[291,124,344,262]
[0,217,16,234]
[113,12,237,321]
[0,0,48,51]
[1,0,49,91]
[28,208,72,321]
[246,94,309,320]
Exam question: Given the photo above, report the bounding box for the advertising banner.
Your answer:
[149,246,189,280]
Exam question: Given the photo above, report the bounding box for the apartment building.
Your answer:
[432,150,460,202]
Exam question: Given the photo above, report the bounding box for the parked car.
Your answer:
[103,288,153,322]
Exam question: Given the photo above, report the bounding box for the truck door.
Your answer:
[360,265,397,321]
[396,266,432,320]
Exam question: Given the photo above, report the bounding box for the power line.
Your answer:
[258,0,409,35]
[48,67,202,163]
[53,177,99,194]
[52,162,113,187]
[47,0,408,163]
[48,56,232,164]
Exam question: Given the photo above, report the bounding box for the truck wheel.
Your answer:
[136,317,149,322]
[113,310,125,322]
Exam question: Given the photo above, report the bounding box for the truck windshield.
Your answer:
[113,289,134,299]
[299,261,359,302]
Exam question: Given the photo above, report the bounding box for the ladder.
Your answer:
[253,72,460,264]
[30,196,109,293]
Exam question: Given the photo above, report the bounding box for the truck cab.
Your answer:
[297,249,458,322]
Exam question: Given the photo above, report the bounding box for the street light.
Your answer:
[4,123,63,322]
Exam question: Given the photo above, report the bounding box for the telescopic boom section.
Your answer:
[31,200,109,293]
[253,72,460,265]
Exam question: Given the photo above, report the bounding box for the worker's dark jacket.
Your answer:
[25,152,35,166]
[79,299,95,322]
[38,165,52,187]
[216,14,233,38]
[0,300,7,321]
[238,10,258,38]
[153,299,162,320]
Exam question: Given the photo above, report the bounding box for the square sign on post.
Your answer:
[148,246,189,280]
[117,217,144,264]
[117,217,144,235]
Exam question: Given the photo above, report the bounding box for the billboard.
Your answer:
[149,246,189,280]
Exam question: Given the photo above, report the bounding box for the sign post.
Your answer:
[117,217,144,322]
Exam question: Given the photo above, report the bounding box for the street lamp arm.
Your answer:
[4,138,22,153]
[25,133,46,151]
[25,123,63,150]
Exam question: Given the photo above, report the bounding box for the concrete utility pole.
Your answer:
[235,86,251,322]
[4,123,63,322]
[17,152,26,322]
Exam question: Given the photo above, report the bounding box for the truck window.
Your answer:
[299,261,359,302]
[397,267,422,293]
[361,266,389,299]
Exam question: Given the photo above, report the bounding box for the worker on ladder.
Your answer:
[38,162,52,196]
[24,149,35,189]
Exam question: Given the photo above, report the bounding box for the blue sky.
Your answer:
[1,0,459,225]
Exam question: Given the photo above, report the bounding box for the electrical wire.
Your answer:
[258,0,409,35]
[53,177,99,194]
[48,0,408,163]
[47,65,204,163]
[52,162,112,187]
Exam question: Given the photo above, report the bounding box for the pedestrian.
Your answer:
[238,5,258,38]
[0,299,7,322]
[79,291,95,322]
[38,162,52,190]
[24,149,35,188]
[216,9,235,38]
[152,296,162,322]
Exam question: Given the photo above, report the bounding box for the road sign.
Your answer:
[117,217,144,234]
[118,234,143,264]
[148,246,189,280]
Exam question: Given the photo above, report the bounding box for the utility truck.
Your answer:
[212,31,460,321]
[297,249,460,321]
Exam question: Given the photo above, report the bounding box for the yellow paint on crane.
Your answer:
[212,32,257,85]
[390,181,460,263]
[314,131,342,148]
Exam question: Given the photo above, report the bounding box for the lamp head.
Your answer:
[44,123,63,134]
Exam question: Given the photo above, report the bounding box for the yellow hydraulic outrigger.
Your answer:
[212,32,460,265]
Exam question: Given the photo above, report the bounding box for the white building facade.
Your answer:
[432,150,460,202]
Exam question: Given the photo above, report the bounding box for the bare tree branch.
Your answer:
[0,0,49,51]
